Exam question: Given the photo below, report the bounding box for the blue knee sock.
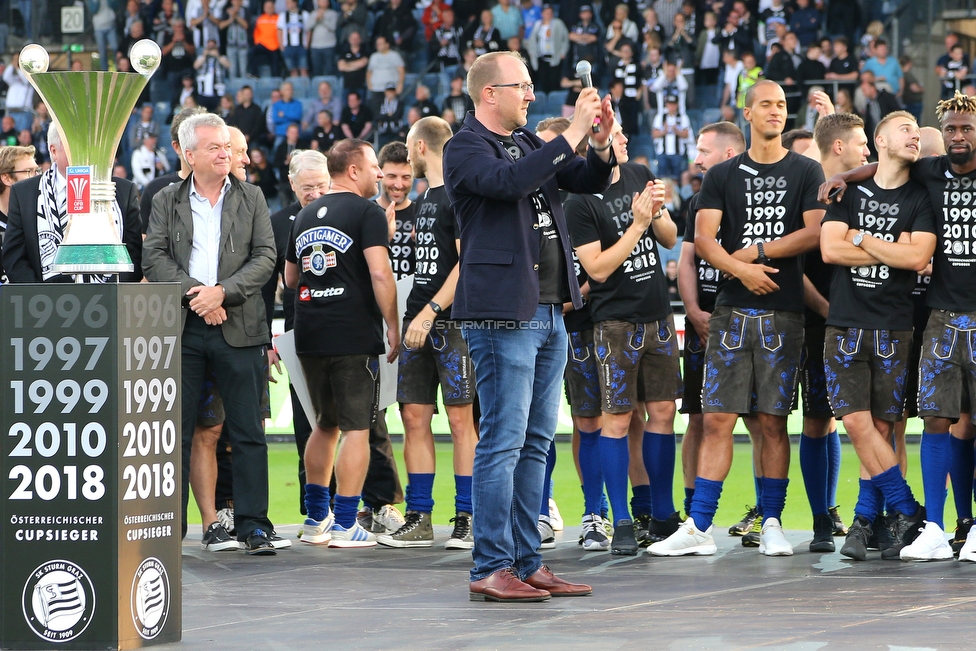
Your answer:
[304,483,331,522]
[800,434,829,516]
[598,435,631,524]
[643,431,676,518]
[950,436,975,520]
[854,478,884,522]
[754,475,764,515]
[872,465,917,518]
[684,487,695,516]
[578,429,605,515]
[454,475,472,514]
[540,441,557,516]
[689,477,723,531]
[760,477,789,524]
[601,491,610,519]
[827,429,841,507]
[920,431,951,528]
[630,485,652,518]
[404,473,433,514]
[333,494,361,529]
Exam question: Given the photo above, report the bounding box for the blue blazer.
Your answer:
[444,112,615,321]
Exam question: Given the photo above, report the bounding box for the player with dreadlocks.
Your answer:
[821,91,976,561]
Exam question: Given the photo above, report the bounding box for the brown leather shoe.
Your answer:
[469,568,551,602]
[524,565,592,597]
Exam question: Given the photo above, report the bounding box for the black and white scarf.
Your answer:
[36,168,124,282]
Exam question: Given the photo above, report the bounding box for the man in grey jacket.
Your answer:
[143,113,279,555]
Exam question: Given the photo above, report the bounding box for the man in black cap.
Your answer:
[568,4,601,80]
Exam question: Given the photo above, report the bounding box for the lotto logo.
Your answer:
[298,287,311,301]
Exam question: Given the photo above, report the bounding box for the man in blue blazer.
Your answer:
[444,50,616,602]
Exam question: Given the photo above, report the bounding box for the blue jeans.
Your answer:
[309,47,336,77]
[283,45,307,72]
[95,25,119,71]
[464,304,567,581]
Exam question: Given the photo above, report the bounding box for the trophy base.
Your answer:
[52,244,134,273]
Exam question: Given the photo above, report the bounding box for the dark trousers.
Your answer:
[329,407,403,508]
[290,383,313,514]
[215,427,233,510]
[180,314,273,540]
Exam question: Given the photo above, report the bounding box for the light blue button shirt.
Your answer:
[187,175,231,286]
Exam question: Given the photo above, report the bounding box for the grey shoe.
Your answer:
[445,512,474,550]
[372,504,407,534]
[376,511,434,548]
[538,518,556,550]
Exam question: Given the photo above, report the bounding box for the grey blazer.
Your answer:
[142,174,276,348]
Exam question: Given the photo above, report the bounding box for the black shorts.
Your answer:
[824,327,911,422]
[799,323,833,419]
[196,358,271,427]
[702,306,803,416]
[680,326,706,415]
[564,329,602,419]
[904,328,925,418]
[593,316,682,415]
[917,309,976,424]
[397,319,474,406]
[299,354,380,431]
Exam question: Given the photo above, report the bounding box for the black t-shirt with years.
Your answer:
[911,155,976,312]
[496,133,569,304]
[683,192,720,313]
[383,201,417,281]
[406,186,458,320]
[824,178,936,330]
[286,191,390,356]
[566,163,671,324]
[696,150,825,313]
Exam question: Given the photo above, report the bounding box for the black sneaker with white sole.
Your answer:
[202,522,239,552]
[610,519,639,556]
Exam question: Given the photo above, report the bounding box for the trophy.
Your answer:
[19,41,162,273]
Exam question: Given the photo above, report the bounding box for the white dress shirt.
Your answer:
[187,174,230,286]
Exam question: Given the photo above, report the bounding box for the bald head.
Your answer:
[228,127,250,181]
[920,127,946,157]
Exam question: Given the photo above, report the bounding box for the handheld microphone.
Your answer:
[575,60,601,134]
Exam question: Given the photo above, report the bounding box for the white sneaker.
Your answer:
[581,513,610,551]
[647,518,716,556]
[959,527,976,562]
[759,518,794,556]
[549,498,564,531]
[300,512,335,545]
[900,521,953,561]
[329,522,378,548]
[216,506,235,535]
[371,504,406,534]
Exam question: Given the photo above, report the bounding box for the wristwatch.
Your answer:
[852,232,865,247]
[756,241,771,265]
[428,300,442,314]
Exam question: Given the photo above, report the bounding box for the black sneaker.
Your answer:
[828,505,848,535]
[809,513,836,553]
[610,519,639,556]
[268,530,292,549]
[881,504,926,560]
[634,514,652,547]
[201,522,238,552]
[741,514,762,547]
[867,514,892,551]
[243,528,277,556]
[951,517,973,556]
[647,512,682,544]
[840,516,873,561]
[729,505,759,536]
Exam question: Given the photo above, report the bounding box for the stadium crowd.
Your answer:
[3,0,976,601]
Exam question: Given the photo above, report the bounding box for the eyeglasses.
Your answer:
[490,82,535,95]
[10,167,42,177]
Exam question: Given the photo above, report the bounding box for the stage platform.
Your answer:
[158,524,974,650]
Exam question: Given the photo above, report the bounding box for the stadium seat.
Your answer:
[546,89,568,113]
[288,76,310,98]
